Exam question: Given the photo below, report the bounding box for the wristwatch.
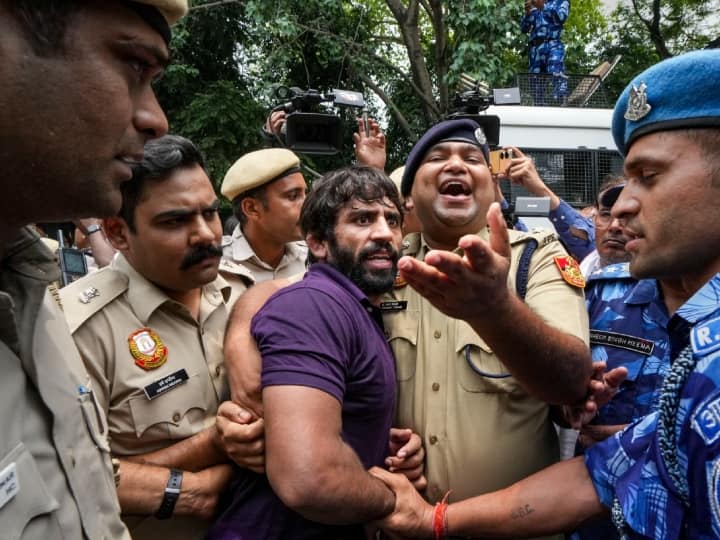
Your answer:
[155,468,183,519]
[85,223,102,235]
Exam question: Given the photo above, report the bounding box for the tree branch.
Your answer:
[355,71,416,141]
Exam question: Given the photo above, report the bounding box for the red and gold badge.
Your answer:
[394,270,407,289]
[553,256,586,288]
[128,328,168,370]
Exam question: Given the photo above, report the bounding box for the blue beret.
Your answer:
[401,119,490,197]
[612,49,720,156]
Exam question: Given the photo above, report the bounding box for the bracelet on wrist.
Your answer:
[433,491,451,540]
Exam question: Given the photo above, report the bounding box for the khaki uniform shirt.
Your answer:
[383,229,588,539]
[61,253,230,540]
[219,224,307,303]
[0,228,129,540]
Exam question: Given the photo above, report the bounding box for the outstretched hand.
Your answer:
[353,117,386,170]
[397,202,512,322]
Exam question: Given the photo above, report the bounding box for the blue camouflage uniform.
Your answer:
[548,199,594,261]
[586,263,670,425]
[521,0,570,103]
[572,263,671,539]
[585,273,720,538]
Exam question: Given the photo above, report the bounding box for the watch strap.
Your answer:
[85,223,102,235]
[155,468,183,520]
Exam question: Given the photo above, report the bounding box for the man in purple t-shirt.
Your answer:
[208,165,409,539]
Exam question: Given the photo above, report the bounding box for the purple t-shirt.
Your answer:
[208,262,396,540]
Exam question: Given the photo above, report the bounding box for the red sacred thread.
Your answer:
[432,491,451,540]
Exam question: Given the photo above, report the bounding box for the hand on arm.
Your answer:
[215,400,265,473]
[385,428,427,491]
[264,385,395,524]
[371,457,605,539]
[397,203,592,404]
[353,117,387,170]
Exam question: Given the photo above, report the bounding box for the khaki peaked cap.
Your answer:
[135,0,188,24]
[221,149,301,201]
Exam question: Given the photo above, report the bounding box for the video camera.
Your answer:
[446,73,521,148]
[272,86,367,155]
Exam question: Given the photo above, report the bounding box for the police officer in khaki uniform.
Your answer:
[61,135,242,540]
[219,148,309,303]
[381,119,591,539]
[0,1,186,539]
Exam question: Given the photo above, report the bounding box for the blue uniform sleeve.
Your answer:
[544,0,569,25]
[520,11,534,34]
[549,199,595,260]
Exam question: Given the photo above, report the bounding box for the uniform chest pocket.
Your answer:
[0,443,61,540]
[455,325,519,394]
[385,309,419,382]
[128,372,210,438]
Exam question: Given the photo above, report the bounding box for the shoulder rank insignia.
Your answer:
[394,270,407,289]
[553,256,585,288]
[624,82,652,121]
[78,286,100,304]
[128,328,168,370]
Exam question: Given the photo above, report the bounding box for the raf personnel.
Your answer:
[61,135,240,539]
[380,119,591,533]
[373,48,720,540]
[219,148,308,301]
[0,1,186,539]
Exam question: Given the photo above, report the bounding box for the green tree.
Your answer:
[155,4,265,192]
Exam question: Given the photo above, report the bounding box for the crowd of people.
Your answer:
[2,1,720,540]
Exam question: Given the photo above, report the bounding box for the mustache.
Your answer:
[359,242,399,263]
[179,244,223,270]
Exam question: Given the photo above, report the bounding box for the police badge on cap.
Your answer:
[624,82,652,122]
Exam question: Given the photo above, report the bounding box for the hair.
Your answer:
[231,185,269,227]
[1,0,88,55]
[120,134,207,232]
[300,165,403,264]
[595,174,627,208]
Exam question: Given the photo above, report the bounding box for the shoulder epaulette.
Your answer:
[59,267,129,333]
[508,227,557,248]
[218,257,256,285]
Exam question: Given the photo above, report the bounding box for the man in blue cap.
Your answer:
[371,49,720,539]
[379,117,592,538]
[0,1,186,539]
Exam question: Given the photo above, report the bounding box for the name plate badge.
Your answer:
[0,462,19,510]
[143,369,189,401]
[379,301,408,313]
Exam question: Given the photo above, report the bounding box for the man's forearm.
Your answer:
[448,457,604,538]
[125,426,226,472]
[118,460,230,519]
[468,293,592,404]
[270,441,395,524]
